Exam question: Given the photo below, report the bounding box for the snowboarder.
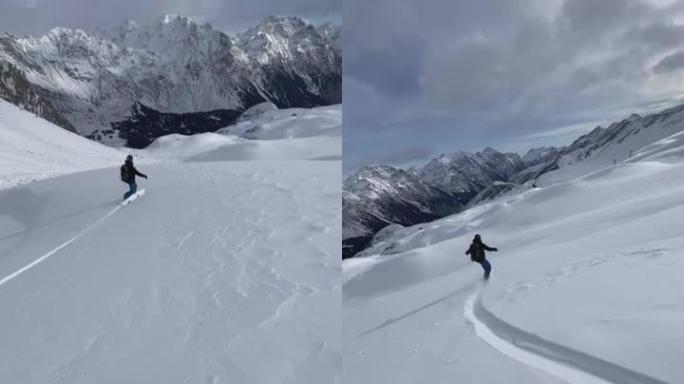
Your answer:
[465,234,497,280]
[120,155,147,200]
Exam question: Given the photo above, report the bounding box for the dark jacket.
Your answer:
[466,240,497,262]
[121,160,146,183]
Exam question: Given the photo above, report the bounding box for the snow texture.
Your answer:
[344,122,684,383]
[146,104,341,162]
[0,100,124,189]
[0,99,341,383]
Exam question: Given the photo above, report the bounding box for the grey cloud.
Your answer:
[559,0,643,34]
[625,23,684,49]
[372,146,435,165]
[344,0,684,172]
[0,0,340,36]
[653,51,684,74]
[210,0,341,31]
[346,35,426,96]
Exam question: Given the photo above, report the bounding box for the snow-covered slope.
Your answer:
[218,102,341,140]
[147,133,340,163]
[343,129,684,383]
[0,96,341,382]
[0,99,123,189]
[522,146,560,166]
[525,103,684,186]
[0,15,341,146]
[145,103,341,162]
[0,161,340,384]
[344,103,684,259]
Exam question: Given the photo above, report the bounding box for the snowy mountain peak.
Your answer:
[420,148,525,191]
[523,146,559,165]
[161,14,192,25]
[316,23,341,52]
[628,113,642,121]
[19,27,116,62]
[436,150,467,164]
[115,19,140,35]
[108,14,219,52]
[42,27,98,45]
[254,15,311,35]
[237,15,327,64]
[316,22,340,35]
[0,15,341,145]
[480,146,498,155]
[46,27,77,37]
[343,164,450,204]
[344,165,396,191]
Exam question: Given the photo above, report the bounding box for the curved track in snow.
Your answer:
[465,289,670,384]
[0,190,144,288]
[0,204,122,287]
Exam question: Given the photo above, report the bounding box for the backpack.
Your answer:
[120,164,131,183]
[469,243,485,262]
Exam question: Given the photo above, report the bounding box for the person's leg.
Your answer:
[481,259,492,279]
[124,182,137,199]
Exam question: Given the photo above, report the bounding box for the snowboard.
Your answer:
[122,189,145,206]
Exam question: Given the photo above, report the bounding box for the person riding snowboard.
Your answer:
[466,234,497,280]
[120,155,147,200]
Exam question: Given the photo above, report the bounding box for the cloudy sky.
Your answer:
[344,0,684,173]
[0,0,341,36]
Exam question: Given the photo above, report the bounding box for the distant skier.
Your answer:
[120,155,147,200]
[466,234,497,280]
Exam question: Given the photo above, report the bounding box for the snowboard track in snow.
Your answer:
[0,200,130,288]
[466,288,670,384]
[356,282,477,337]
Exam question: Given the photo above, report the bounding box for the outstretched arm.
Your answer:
[133,166,147,179]
[483,243,498,251]
[465,248,471,255]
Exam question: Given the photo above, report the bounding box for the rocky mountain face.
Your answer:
[342,165,461,258]
[342,149,527,258]
[343,101,684,258]
[464,181,518,209]
[512,147,562,184]
[515,103,684,184]
[522,146,560,166]
[92,103,242,149]
[0,60,74,131]
[0,15,341,147]
[418,148,526,196]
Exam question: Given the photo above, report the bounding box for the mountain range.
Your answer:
[0,15,341,147]
[343,101,684,258]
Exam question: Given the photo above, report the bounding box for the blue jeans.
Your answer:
[124,182,137,200]
[478,259,492,280]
